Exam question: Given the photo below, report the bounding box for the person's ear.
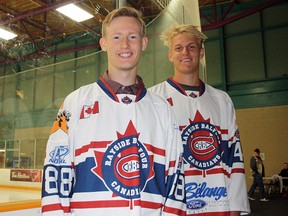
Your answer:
[200,47,205,60]
[142,36,148,51]
[168,51,173,62]
[99,38,107,51]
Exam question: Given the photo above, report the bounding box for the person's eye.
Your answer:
[112,35,120,40]
[188,44,197,50]
[129,34,138,40]
[175,46,182,51]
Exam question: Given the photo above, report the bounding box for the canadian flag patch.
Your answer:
[167,97,173,106]
[80,101,99,119]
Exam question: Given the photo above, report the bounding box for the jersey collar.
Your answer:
[166,77,205,97]
[97,77,147,103]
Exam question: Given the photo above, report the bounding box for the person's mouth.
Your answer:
[119,52,132,58]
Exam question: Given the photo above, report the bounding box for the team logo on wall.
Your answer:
[92,120,154,200]
[182,111,223,170]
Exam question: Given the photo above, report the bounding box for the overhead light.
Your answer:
[0,28,17,40]
[56,3,93,22]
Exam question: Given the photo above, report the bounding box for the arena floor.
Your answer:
[249,193,288,216]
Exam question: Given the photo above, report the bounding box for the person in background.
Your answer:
[279,161,288,196]
[149,23,250,216]
[248,148,269,201]
[41,7,184,216]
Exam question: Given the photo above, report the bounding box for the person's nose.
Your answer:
[182,46,189,55]
[121,37,129,49]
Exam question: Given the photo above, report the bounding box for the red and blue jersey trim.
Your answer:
[166,77,205,97]
[97,77,147,102]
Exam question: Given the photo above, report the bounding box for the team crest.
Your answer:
[92,121,154,200]
[121,96,133,104]
[182,111,223,170]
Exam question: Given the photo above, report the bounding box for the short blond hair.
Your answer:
[160,23,208,49]
[102,6,146,38]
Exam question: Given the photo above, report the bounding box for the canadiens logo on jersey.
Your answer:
[182,111,223,170]
[92,120,155,200]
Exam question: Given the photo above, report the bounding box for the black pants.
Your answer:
[248,173,265,199]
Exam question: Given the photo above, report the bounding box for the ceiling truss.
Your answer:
[0,0,285,66]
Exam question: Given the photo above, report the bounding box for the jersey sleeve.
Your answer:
[162,106,186,216]
[41,101,76,216]
[226,98,250,214]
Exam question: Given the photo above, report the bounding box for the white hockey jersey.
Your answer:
[149,78,250,216]
[41,77,185,216]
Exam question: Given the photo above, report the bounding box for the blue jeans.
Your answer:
[248,173,265,198]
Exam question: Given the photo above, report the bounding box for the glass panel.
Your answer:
[35,67,54,110]
[0,141,5,168]
[3,76,17,115]
[5,140,20,168]
[35,137,48,169]
[20,139,35,168]
[18,70,35,112]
